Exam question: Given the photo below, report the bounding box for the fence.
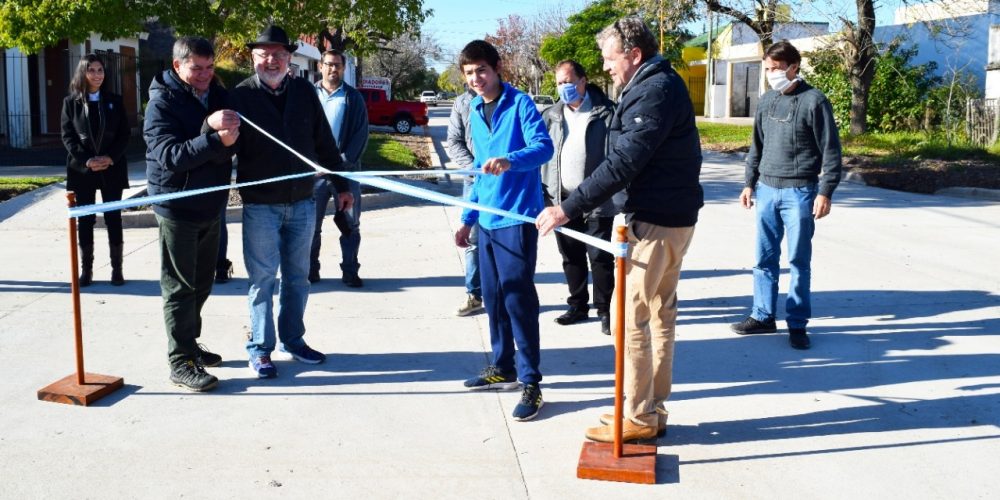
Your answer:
[966,98,999,148]
[1,49,141,149]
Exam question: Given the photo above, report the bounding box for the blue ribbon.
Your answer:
[68,114,624,257]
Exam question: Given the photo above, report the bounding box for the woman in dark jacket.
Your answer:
[60,54,131,286]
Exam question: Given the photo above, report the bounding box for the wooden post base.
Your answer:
[37,373,124,406]
[577,441,657,484]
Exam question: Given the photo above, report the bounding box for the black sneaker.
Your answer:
[195,343,222,368]
[730,316,777,335]
[463,365,520,391]
[170,360,219,392]
[512,383,543,421]
[789,328,811,350]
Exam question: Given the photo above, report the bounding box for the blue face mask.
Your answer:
[558,82,581,104]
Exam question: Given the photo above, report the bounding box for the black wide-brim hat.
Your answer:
[246,25,298,53]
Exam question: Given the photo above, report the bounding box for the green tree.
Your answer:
[437,65,465,95]
[0,0,145,53]
[539,0,618,87]
[0,0,428,58]
[806,40,941,133]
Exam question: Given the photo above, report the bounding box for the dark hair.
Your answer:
[764,40,801,66]
[322,49,345,66]
[68,54,105,99]
[596,17,658,60]
[459,40,500,70]
[556,59,587,80]
[173,36,215,62]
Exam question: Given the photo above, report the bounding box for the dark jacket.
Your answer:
[230,75,347,204]
[562,57,703,227]
[745,80,842,198]
[540,84,622,219]
[314,81,368,170]
[61,91,131,192]
[144,69,234,221]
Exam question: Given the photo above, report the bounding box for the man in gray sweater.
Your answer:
[730,41,842,350]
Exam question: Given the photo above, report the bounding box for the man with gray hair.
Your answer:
[145,36,240,391]
[536,17,703,443]
[230,25,353,379]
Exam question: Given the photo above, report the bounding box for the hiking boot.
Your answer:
[512,383,543,421]
[170,360,218,392]
[463,365,520,391]
[195,343,222,368]
[600,410,668,437]
[730,316,777,335]
[456,294,484,317]
[215,259,233,284]
[79,243,94,287]
[555,306,588,325]
[110,243,125,286]
[279,343,326,364]
[249,355,277,379]
[789,328,811,350]
[585,420,658,443]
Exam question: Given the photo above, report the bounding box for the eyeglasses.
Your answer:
[320,61,343,68]
[252,50,290,61]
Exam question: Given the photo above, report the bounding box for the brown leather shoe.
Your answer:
[599,411,667,437]
[585,420,658,443]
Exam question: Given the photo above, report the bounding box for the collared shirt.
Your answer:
[559,92,592,193]
[316,82,347,150]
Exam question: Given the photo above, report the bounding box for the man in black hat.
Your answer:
[229,25,354,379]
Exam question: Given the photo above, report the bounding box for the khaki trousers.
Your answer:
[613,220,695,427]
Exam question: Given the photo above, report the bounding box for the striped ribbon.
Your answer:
[68,114,623,257]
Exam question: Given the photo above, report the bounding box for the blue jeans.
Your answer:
[462,178,481,298]
[243,199,316,358]
[752,183,816,329]
[311,177,362,276]
[479,224,541,384]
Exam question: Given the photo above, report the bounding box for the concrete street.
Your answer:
[0,105,998,498]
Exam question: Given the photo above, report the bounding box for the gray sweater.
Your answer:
[745,81,842,198]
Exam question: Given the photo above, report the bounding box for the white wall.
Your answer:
[876,13,998,89]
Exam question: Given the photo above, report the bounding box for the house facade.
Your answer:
[688,0,1000,120]
[2,35,141,149]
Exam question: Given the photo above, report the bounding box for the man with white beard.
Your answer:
[230,25,354,379]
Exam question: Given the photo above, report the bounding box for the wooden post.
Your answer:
[613,225,626,458]
[67,192,85,384]
[576,225,657,484]
[37,192,124,406]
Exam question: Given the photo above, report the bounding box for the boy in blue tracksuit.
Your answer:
[453,40,554,422]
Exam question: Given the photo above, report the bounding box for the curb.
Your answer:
[934,186,1000,201]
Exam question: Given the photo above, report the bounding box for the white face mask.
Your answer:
[767,66,797,93]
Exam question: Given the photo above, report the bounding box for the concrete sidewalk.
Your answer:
[1,152,998,498]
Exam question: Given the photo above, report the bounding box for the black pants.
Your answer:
[555,215,615,314]
[157,214,221,366]
[75,185,123,247]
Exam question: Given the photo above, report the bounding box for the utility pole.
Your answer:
[705,6,714,117]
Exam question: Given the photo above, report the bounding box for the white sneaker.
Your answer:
[456,294,484,316]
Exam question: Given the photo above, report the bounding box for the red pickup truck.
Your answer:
[358,87,429,134]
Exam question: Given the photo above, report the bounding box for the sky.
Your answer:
[420,0,916,72]
[420,0,588,72]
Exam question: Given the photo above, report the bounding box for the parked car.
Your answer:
[420,90,438,106]
[531,94,555,111]
[359,87,429,134]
